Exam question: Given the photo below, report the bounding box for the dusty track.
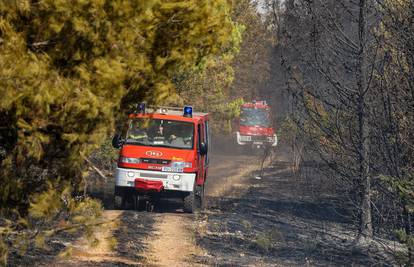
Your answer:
[142,151,262,266]
[59,211,143,266]
[145,214,202,266]
[13,142,398,266]
[53,148,262,267]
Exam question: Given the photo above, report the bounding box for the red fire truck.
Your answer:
[236,100,277,149]
[112,104,209,213]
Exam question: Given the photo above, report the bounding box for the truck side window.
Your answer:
[205,121,209,148]
[205,121,209,165]
[197,124,202,153]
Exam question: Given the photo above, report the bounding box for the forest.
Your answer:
[0,0,413,266]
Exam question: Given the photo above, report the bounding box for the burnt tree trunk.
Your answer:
[356,0,373,241]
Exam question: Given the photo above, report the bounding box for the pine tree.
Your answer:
[0,4,238,264]
[0,0,237,211]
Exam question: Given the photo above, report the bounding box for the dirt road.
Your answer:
[143,152,262,267]
[51,147,264,267]
[14,144,396,266]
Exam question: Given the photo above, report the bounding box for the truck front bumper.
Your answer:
[236,132,278,147]
[115,167,196,192]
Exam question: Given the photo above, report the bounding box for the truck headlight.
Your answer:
[119,157,141,164]
[171,161,192,169]
[172,174,181,181]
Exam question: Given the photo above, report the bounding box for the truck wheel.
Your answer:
[114,195,125,210]
[198,184,205,210]
[184,185,204,213]
[183,191,196,213]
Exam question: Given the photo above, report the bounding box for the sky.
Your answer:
[256,0,268,14]
[255,0,285,15]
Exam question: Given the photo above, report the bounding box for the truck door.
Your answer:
[205,121,210,165]
[204,120,210,181]
[196,122,206,185]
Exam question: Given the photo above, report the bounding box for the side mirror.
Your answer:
[112,134,123,149]
[199,142,208,155]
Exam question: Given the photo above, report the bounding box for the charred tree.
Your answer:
[274,0,378,241]
[356,0,373,241]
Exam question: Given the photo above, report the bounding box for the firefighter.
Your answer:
[128,121,147,140]
[168,124,193,147]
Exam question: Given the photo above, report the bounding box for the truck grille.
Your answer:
[141,158,171,165]
[139,172,168,179]
[251,136,268,142]
[239,135,251,141]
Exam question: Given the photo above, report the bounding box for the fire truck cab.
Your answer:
[236,100,277,149]
[112,104,209,213]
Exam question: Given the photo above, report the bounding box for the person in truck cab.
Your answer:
[147,121,166,143]
[168,134,183,147]
[127,121,147,141]
[166,123,193,149]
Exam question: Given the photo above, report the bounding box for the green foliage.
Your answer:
[174,0,273,134]
[0,181,104,265]
[381,174,414,213]
[375,1,414,263]
[173,38,244,133]
[0,238,7,266]
[29,181,68,221]
[280,116,298,145]
[241,219,252,231]
[91,138,119,169]
[58,246,73,259]
[211,97,244,133]
[0,0,236,209]
[395,227,414,262]
[254,228,282,252]
[0,1,238,264]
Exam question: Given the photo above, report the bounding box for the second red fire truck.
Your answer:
[236,100,277,150]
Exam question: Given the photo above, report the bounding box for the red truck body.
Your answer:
[236,101,277,148]
[113,105,210,212]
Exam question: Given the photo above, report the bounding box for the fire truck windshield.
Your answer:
[125,118,194,150]
[240,108,271,127]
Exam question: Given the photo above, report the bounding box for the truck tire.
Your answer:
[183,191,196,213]
[198,184,205,210]
[114,195,124,210]
[183,185,204,213]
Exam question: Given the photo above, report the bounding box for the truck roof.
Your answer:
[147,107,208,117]
[128,106,209,122]
[242,101,269,109]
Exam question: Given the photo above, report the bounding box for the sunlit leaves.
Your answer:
[0,1,237,263]
[0,0,237,210]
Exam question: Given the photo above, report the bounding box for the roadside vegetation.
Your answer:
[266,0,414,265]
[0,1,239,264]
[0,0,276,265]
[1,0,413,266]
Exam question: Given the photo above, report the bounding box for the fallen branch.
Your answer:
[81,154,108,182]
[30,40,51,47]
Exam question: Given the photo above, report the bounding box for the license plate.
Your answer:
[161,167,183,173]
[253,142,263,145]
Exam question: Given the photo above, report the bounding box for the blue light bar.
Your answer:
[183,106,193,118]
[136,102,146,114]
